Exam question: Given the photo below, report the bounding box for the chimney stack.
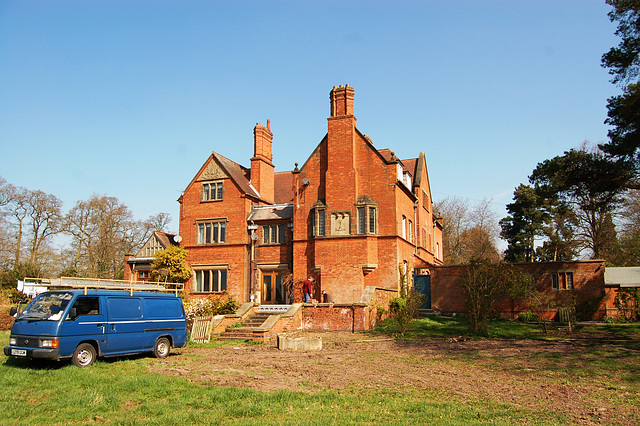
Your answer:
[330,84,355,117]
[251,121,275,204]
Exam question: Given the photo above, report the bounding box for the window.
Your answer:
[408,219,413,243]
[201,181,223,201]
[68,296,100,320]
[262,224,286,244]
[138,271,149,279]
[552,272,574,290]
[402,215,407,239]
[355,196,378,235]
[197,220,227,244]
[312,202,327,237]
[369,207,376,234]
[194,269,228,293]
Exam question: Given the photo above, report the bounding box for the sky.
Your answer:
[0,0,621,238]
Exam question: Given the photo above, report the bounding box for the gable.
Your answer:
[135,232,169,258]
[197,158,229,181]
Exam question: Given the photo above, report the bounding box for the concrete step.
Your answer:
[217,327,254,341]
[418,309,434,317]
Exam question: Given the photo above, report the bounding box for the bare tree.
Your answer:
[64,194,171,279]
[26,190,63,266]
[434,197,501,264]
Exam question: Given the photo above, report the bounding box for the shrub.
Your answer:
[389,291,425,335]
[518,311,539,322]
[183,295,238,323]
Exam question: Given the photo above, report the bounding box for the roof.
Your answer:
[274,171,295,204]
[211,152,261,200]
[154,231,178,247]
[604,267,640,288]
[247,204,294,221]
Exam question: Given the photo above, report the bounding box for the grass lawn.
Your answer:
[1,316,639,425]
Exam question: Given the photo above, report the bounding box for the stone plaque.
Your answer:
[331,212,350,235]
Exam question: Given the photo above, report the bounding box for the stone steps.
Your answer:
[216,312,274,341]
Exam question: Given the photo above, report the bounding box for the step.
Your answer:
[418,309,434,317]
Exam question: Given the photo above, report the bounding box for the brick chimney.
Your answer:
[326,85,358,208]
[330,84,355,117]
[251,120,275,204]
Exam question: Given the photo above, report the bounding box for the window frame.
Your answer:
[312,202,327,237]
[355,196,378,236]
[262,224,287,245]
[551,271,574,291]
[193,268,228,293]
[196,219,227,244]
[201,180,224,202]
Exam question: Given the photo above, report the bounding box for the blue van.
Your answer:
[4,289,187,367]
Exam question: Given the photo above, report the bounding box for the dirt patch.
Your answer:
[150,331,640,425]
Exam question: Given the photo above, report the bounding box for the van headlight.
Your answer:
[40,339,59,348]
[9,337,17,345]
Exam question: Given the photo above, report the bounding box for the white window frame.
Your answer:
[193,268,228,293]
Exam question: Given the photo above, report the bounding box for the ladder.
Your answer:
[23,276,185,296]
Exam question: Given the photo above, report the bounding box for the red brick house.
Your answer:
[167,84,443,305]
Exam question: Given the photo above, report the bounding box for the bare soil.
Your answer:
[151,330,640,425]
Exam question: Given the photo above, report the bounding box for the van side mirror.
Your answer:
[68,308,77,320]
[9,306,17,316]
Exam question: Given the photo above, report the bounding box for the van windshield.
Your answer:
[18,292,74,321]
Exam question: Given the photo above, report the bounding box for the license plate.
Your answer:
[11,349,27,357]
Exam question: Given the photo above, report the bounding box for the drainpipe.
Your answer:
[413,200,419,256]
[248,222,258,303]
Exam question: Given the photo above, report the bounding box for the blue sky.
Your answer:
[0,1,620,236]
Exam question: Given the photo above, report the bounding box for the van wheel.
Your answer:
[153,337,171,359]
[72,343,96,367]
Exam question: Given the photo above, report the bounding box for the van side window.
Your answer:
[69,296,100,320]
[107,298,143,320]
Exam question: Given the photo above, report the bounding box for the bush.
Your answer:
[518,311,539,322]
[183,295,238,323]
[389,291,425,335]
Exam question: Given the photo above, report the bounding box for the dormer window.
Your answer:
[403,171,412,188]
[201,181,223,202]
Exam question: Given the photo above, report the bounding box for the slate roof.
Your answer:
[247,204,294,221]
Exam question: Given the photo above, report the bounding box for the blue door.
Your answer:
[106,297,146,354]
[413,275,431,309]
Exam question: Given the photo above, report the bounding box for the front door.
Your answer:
[262,271,286,304]
[414,274,431,309]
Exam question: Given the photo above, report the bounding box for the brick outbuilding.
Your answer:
[164,84,443,305]
[430,260,619,320]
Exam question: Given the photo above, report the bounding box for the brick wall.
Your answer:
[430,260,619,320]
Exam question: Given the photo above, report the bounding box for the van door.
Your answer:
[105,297,146,354]
[59,295,106,358]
